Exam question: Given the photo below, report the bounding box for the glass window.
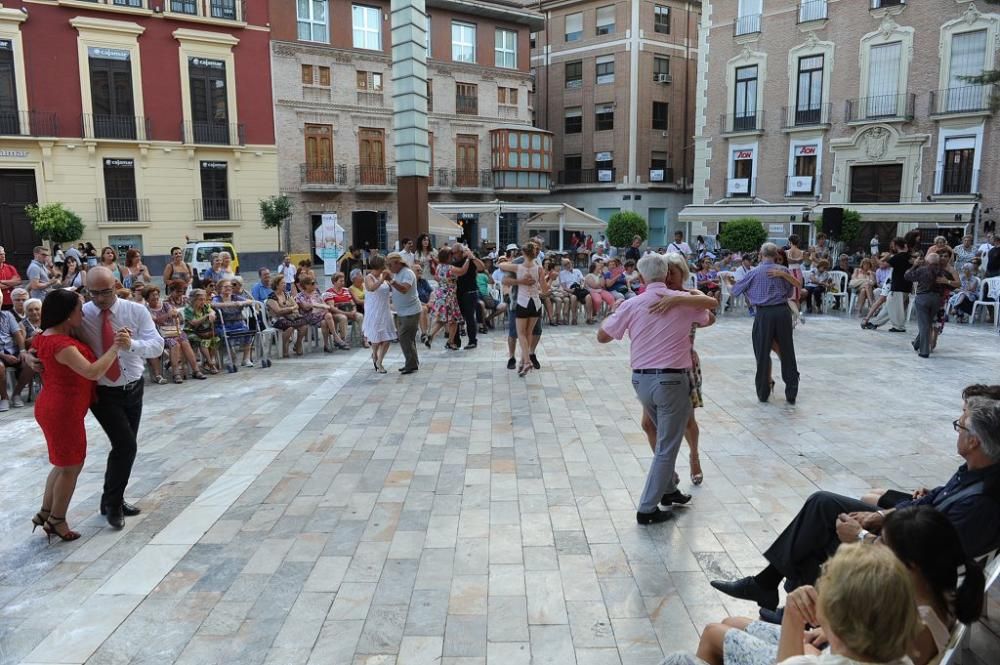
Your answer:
[456,82,478,115]
[948,30,987,112]
[596,6,615,36]
[595,103,614,131]
[734,65,758,129]
[654,5,671,34]
[356,71,383,91]
[426,14,431,52]
[596,56,614,85]
[297,0,328,43]
[199,161,230,221]
[495,29,517,69]
[654,56,670,81]
[171,0,196,15]
[796,54,824,124]
[352,5,382,50]
[652,101,668,130]
[318,66,330,86]
[452,22,477,63]
[103,158,138,221]
[867,41,901,117]
[565,12,582,42]
[188,57,229,144]
[736,0,762,35]
[565,61,583,88]
[565,107,582,134]
[88,48,136,140]
[210,0,237,20]
[942,136,976,194]
[301,64,314,84]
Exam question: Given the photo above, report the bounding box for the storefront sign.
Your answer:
[0,149,29,159]
[794,145,817,157]
[768,224,786,234]
[201,161,227,170]
[104,158,134,168]
[734,150,754,160]
[190,57,225,70]
[89,46,130,61]
[0,39,11,51]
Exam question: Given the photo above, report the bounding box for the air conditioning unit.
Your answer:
[654,73,672,84]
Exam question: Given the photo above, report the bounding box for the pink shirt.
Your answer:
[601,282,709,370]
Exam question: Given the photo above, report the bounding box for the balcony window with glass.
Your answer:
[788,144,818,195]
[426,15,432,52]
[736,0,762,36]
[495,29,517,69]
[188,57,231,144]
[595,56,614,85]
[940,136,976,194]
[595,152,614,181]
[595,103,614,131]
[944,30,988,113]
[210,0,237,20]
[452,22,477,63]
[733,65,758,131]
[650,152,668,182]
[357,71,383,91]
[0,40,20,135]
[88,47,137,140]
[654,56,670,83]
[729,148,754,196]
[866,41,902,117]
[456,82,478,115]
[171,0,197,15]
[565,107,582,134]
[565,12,582,42]
[850,164,902,202]
[799,0,827,23]
[596,6,615,36]
[565,61,583,88]
[652,101,668,130]
[298,0,329,43]
[796,54,824,125]
[200,161,231,221]
[103,158,139,222]
[352,5,382,51]
[654,5,671,34]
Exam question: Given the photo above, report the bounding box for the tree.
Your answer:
[25,203,84,245]
[606,211,647,248]
[719,217,767,254]
[259,195,293,251]
[840,208,862,245]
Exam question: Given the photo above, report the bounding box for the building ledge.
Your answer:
[782,124,830,134]
[930,110,993,121]
[722,129,764,138]
[59,0,154,18]
[97,220,152,229]
[195,219,243,227]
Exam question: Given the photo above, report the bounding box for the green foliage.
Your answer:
[840,208,862,244]
[259,195,293,229]
[719,217,767,254]
[606,211,648,248]
[25,203,84,244]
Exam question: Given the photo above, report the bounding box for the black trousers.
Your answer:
[91,381,144,508]
[751,304,799,402]
[764,491,874,590]
[454,290,479,345]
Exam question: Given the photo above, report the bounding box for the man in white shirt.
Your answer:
[979,232,995,262]
[558,257,585,325]
[80,267,164,529]
[668,231,692,257]
[277,255,297,293]
[399,238,416,268]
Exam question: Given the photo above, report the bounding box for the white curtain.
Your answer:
[867,42,901,117]
[948,30,987,111]
[565,13,582,36]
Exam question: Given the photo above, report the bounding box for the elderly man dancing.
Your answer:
[598,254,712,525]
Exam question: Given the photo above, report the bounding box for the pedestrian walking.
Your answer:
[386,252,421,374]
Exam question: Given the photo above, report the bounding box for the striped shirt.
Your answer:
[730,260,794,306]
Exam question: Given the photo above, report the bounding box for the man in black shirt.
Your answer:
[450,244,486,350]
[885,237,913,332]
[624,236,642,263]
[986,235,1000,278]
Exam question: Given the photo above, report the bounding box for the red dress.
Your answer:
[32,334,96,466]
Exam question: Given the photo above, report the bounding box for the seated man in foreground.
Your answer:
[711,384,1000,610]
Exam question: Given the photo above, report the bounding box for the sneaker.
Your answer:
[242,360,254,368]
[0,399,8,412]
[11,395,24,408]
[888,327,906,333]
[507,357,516,370]
[529,354,541,369]
[464,342,477,350]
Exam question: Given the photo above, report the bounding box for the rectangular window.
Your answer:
[456,134,478,186]
[103,158,138,221]
[654,5,671,34]
[595,152,613,180]
[426,14,431,52]
[565,12,582,42]
[654,55,670,82]
[452,22,477,63]
[301,64,314,84]
[356,71,383,91]
[200,160,230,221]
[304,123,334,183]
[867,41,901,117]
[736,0,762,36]
[456,82,478,115]
[565,154,582,170]
[565,60,583,88]
[297,0,329,43]
[795,54,824,124]
[730,149,754,196]
[495,29,517,69]
[171,0,197,15]
[352,5,382,50]
[427,78,433,111]
[498,87,518,106]
[89,47,136,140]
[733,65,758,130]
[530,32,536,49]
[0,40,18,134]
[564,106,582,134]
[596,6,615,36]
[947,30,988,112]
[850,164,902,203]
[790,144,818,194]
[595,103,614,131]
[650,151,668,181]
[188,57,229,144]
[358,127,386,184]
[595,56,614,85]
[210,0,237,20]
[318,66,330,86]
[114,0,144,7]
[652,101,668,130]
[941,136,976,194]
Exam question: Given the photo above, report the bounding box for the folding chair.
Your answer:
[970,277,1000,328]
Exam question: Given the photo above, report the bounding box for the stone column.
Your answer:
[391,0,429,240]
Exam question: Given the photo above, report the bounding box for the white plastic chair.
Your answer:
[253,300,278,365]
[970,276,1000,328]
[686,274,697,291]
[824,271,849,313]
[718,271,735,316]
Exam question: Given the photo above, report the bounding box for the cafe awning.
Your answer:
[678,202,978,225]
[523,204,607,232]
[428,206,463,238]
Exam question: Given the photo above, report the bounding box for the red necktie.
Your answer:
[101,309,122,382]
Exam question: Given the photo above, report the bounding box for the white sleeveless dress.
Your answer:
[362,282,397,343]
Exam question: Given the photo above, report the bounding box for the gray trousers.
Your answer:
[632,372,691,513]
[888,291,907,330]
[751,304,799,402]
[914,293,938,357]
[397,313,420,370]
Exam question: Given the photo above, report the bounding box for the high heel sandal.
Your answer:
[32,508,51,533]
[690,453,704,486]
[43,516,81,542]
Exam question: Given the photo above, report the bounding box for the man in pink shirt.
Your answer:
[598,254,710,525]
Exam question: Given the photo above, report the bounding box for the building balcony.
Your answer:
[782,104,832,129]
[798,0,827,22]
[556,168,616,186]
[354,165,396,190]
[935,168,979,196]
[300,163,349,190]
[82,113,151,141]
[648,167,675,184]
[96,198,150,224]
[726,177,755,198]
[720,111,764,135]
[181,121,246,146]
[844,93,915,123]
[456,96,479,116]
[194,198,242,222]
[429,167,450,190]
[497,104,519,120]
[786,175,818,197]
[929,85,994,116]
[493,170,551,192]
[356,91,385,108]
[0,110,59,137]
[734,13,761,37]
[451,169,493,190]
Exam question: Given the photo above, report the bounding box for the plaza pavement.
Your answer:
[1,313,999,665]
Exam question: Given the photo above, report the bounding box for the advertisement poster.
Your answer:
[314,212,344,275]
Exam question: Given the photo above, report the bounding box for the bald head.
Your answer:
[87,266,116,289]
[926,253,941,266]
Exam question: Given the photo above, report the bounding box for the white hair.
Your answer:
[662,252,690,284]
[24,297,42,310]
[11,287,28,299]
[637,254,668,284]
[760,243,779,258]
[968,396,1000,461]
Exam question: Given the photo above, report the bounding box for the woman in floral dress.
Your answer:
[426,247,471,350]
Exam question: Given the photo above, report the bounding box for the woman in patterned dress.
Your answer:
[425,247,471,350]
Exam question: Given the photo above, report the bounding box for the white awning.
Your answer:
[523,204,607,232]
[428,207,462,238]
[679,202,978,225]
[678,204,810,223]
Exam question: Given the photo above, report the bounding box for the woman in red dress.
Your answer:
[31,290,129,541]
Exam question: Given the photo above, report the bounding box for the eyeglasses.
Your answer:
[90,288,116,298]
[953,419,970,433]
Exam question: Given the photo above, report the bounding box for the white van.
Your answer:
[183,241,240,277]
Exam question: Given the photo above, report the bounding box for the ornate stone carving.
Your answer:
[272,44,297,57]
[962,3,981,26]
[863,127,890,161]
[878,16,897,39]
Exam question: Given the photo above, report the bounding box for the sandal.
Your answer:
[173,374,184,384]
[32,508,51,533]
[43,516,81,542]
[192,372,208,380]
[690,452,704,486]
[206,366,220,375]
[153,375,168,385]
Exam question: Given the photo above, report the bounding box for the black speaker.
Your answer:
[822,207,844,237]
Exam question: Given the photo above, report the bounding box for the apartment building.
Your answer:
[680,0,1000,246]
[0,0,279,273]
[269,0,547,255]
[530,0,700,247]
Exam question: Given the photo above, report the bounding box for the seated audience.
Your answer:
[20,298,42,343]
[323,272,364,347]
[585,260,615,323]
[10,288,28,323]
[695,257,722,308]
[183,289,221,374]
[948,263,979,324]
[296,276,349,352]
[213,279,254,368]
[349,269,366,313]
[145,285,204,383]
[0,306,33,410]
[803,260,833,314]
[265,273,309,357]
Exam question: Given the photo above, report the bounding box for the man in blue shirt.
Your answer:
[730,243,799,404]
[251,267,273,302]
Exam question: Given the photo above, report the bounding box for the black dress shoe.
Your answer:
[636,508,672,525]
[529,354,541,369]
[710,577,779,609]
[758,607,784,625]
[888,327,906,333]
[660,490,692,506]
[507,357,516,370]
[100,501,140,517]
[104,505,125,530]
[400,368,417,375]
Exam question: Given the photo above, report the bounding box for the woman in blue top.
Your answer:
[212,279,254,368]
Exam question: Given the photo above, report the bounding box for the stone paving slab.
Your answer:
[1,314,998,664]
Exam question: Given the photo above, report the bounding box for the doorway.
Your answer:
[358,128,386,185]
[456,135,479,187]
[850,164,903,203]
[0,169,39,273]
[352,210,388,252]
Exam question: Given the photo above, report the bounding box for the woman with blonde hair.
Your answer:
[121,248,151,288]
[266,273,309,357]
[145,285,204,383]
[498,241,548,377]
